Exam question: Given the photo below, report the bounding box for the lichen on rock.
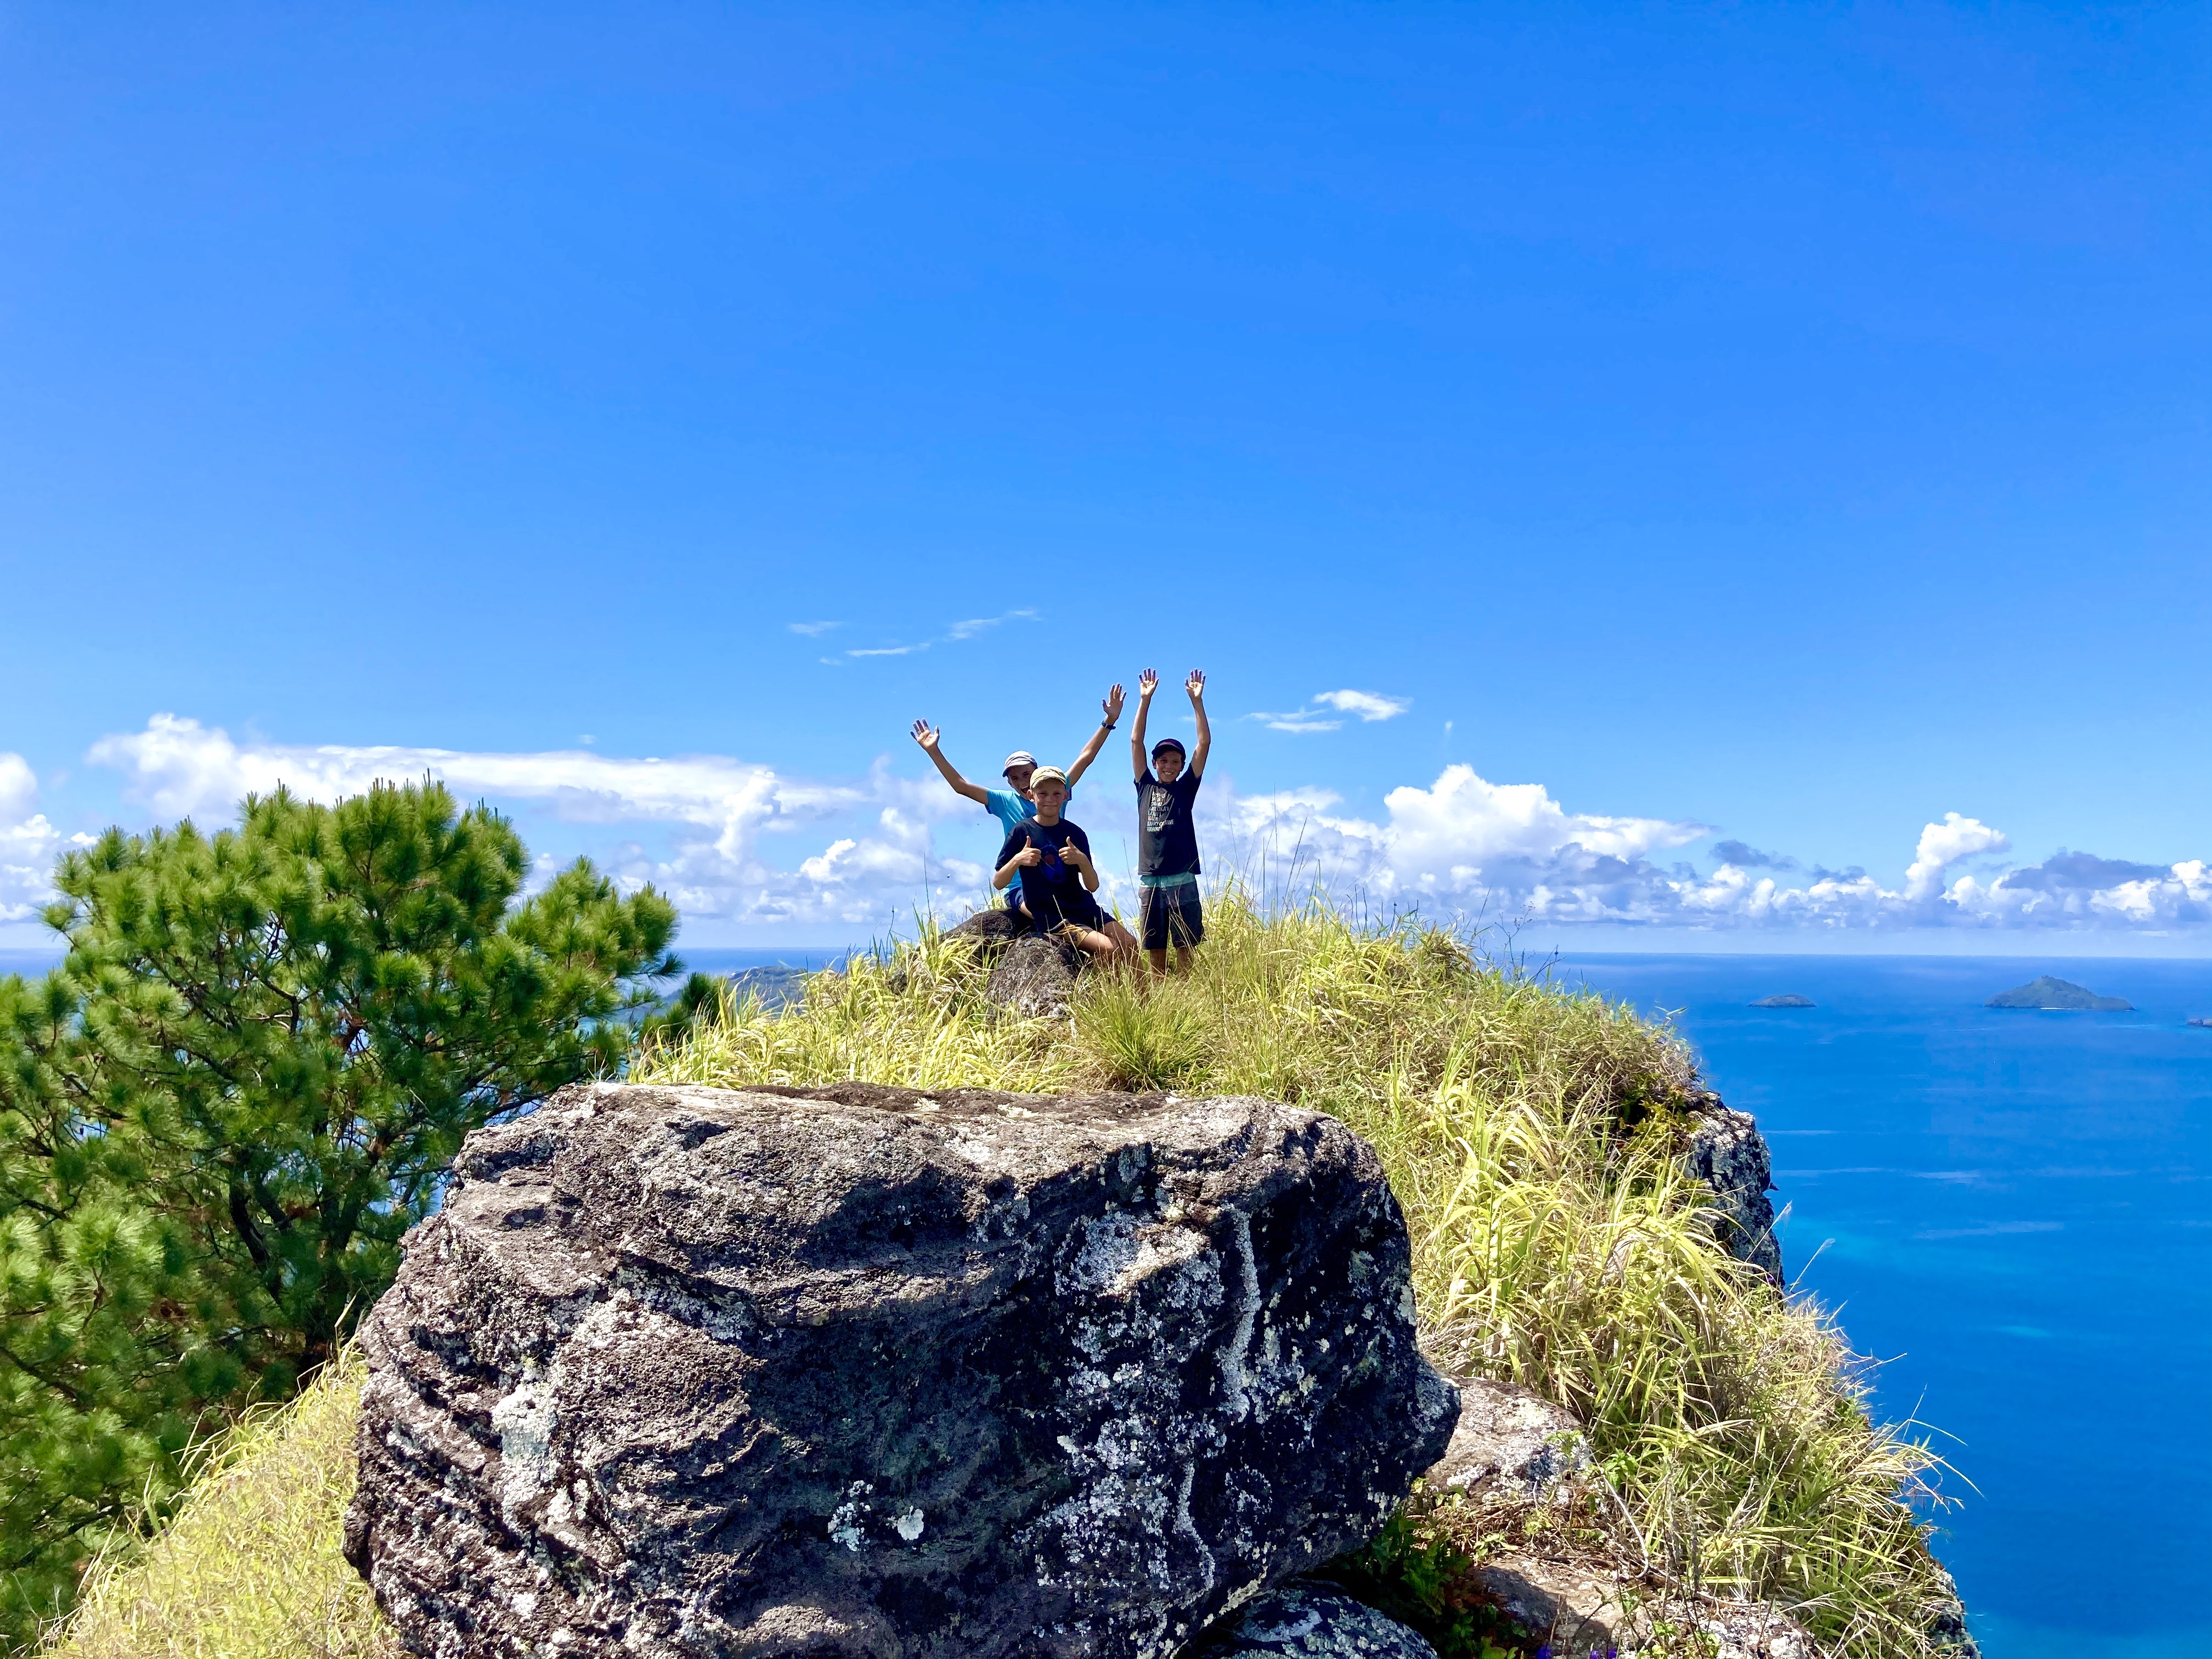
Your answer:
[343,1080,1458,1659]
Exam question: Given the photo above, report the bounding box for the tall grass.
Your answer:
[639,890,1962,1656]
[46,1354,395,1659]
[41,891,1959,1658]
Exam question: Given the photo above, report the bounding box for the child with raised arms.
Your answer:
[1130,668,1210,974]
[910,682,1124,840]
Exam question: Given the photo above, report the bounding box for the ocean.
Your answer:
[1555,953,2212,1658]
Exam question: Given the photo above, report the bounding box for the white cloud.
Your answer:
[787,621,842,636]
[83,715,960,928]
[1903,812,2010,901]
[0,754,67,923]
[1221,766,2208,934]
[77,718,2212,938]
[1314,690,1411,722]
[945,610,1038,641]
[1250,688,1410,732]
[847,644,929,658]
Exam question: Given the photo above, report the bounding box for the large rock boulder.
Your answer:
[985,933,1082,1018]
[1196,1581,1437,1658]
[345,1081,1458,1659]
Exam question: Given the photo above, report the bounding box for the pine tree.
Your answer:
[0,780,679,1641]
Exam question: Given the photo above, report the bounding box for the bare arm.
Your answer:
[1062,838,1102,893]
[1186,671,1211,779]
[994,838,1042,890]
[912,720,990,806]
[1132,668,1158,780]
[1065,683,1125,787]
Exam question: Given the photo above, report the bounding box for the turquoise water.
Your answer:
[1556,954,2212,1657]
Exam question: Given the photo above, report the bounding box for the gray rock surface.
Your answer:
[926,907,1084,1017]
[345,1080,1458,1659]
[1418,1372,1816,1659]
[1421,1373,1587,1504]
[1196,1582,1437,1658]
[945,906,1029,947]
[985,931,1082,1017]
[1681,1096,1782,1282]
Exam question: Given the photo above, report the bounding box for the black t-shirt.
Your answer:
[996,816,1096,916]
[1135,770,1203,877]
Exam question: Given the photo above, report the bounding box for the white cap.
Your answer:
[1002,751,1038,775]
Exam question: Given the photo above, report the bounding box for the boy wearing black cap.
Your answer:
[1130,667,1210,974]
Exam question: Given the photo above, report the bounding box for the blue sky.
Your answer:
[2,2,2206,950]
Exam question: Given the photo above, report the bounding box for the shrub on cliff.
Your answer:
[0,781,679,1645]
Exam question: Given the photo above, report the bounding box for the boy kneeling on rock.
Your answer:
[993,768,1137,962]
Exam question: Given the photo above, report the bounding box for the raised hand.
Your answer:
[1011,838,1045,869]
[911,719,941,753]
[1061,841,1094,875]
[1102,683,1126,723]
[1137,668,1160,698]
[1184,669,1206,701]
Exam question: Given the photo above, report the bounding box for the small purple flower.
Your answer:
[1536,1649,1552,1659]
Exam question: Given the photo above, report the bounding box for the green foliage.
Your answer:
[0,781,676,1645]
[1070,972,1210,1089]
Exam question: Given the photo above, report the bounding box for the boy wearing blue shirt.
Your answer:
[1130,667,1210,974]
[911,684,1125,905]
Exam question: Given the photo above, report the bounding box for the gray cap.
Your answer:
[1002,750,1038,775]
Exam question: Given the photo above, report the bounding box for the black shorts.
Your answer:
[1033,891,1109,935]
[1138,883,1204,951]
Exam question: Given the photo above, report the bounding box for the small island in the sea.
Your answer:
[1986,975,2132,1012]
[1750,994,1816,1008]
[2189,1017,2212,1030]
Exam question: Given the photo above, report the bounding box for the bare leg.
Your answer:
[1145,947,1169,976]
[1103,918,1139,956]
[1063,926,1121,960]
[1174,944,1197,974]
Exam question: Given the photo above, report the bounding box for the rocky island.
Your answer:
[1985,975,2131,1011]
[1749,994,1815,1008]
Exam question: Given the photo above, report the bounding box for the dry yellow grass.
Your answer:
[42,893,1963,1658]
[46,1355,396,1659]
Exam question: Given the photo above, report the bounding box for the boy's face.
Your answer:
[1153,748,1184,782]
[1031,780,1069,815]
[1005,764,1036,797]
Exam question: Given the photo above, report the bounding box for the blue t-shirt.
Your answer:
[986,785,1074,837]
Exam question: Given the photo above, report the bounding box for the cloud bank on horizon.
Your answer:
[3,713,2205,935]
